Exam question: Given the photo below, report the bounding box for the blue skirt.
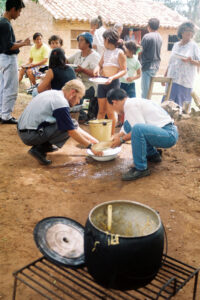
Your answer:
[163,82,192,107]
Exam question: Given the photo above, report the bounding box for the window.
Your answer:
[71,30,89,49]
[168,35,179,51]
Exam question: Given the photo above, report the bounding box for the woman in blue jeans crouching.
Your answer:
[106,88,178,181]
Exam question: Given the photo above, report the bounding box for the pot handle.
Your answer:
[92,241,100,252]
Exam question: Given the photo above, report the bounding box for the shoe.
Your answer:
[43,143,59,153]
[1,117,18,124]
[122,167,150,181]
[147,152,162,163]
[28,146,52,165]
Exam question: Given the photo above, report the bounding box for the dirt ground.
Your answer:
[0,93,200,300]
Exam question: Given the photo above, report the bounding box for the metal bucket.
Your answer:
[89,119,112,142]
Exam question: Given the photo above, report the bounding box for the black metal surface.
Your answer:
[33,217,85,267]
[13,254,199,300]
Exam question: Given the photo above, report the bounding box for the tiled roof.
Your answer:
[38,0,187,28]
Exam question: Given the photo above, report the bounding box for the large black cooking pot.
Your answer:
[84,200,165,290]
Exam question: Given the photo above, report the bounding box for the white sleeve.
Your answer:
[88,53,101,69]
[68,52,78,64]
[93,31,98,46]
[193,43,200,61]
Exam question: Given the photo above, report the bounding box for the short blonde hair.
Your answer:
[62,79,85,98]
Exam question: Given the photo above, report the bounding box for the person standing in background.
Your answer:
[141,18,162,99]
[0,0,31,124]
[120,41,141,97]
[163,22,200,114]
[91,16,106,56]
[124,28,135,42]
[94,28,126,135]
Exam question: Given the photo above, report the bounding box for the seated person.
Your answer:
[19,32,50,86]
[48,34,63,49]
[32,48,76,97]
[67,32,100,120]
[17,80,99,165]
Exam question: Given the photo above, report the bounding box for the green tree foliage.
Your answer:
[0,0,39,15]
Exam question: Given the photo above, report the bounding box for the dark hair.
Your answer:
[125,40,140,55]
[33,32,43,40]
[107,88,127,104]
[91,15,103,28]
[48,35,63,46]
[148,18,160,31]
[6,0,25,11]
[177,22,195,39]
[49,48,66,69]
[103,28,119,46]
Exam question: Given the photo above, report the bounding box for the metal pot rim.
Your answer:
[88,200,162,238]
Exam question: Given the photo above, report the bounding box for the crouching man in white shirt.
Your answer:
[107,88,179,181]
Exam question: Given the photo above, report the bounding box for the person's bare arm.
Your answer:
[37,69,53,93]
[162,67,168,86]
[68,128,95,147]
[111,132,131,148]
[76,127,98,143]
[94,55,104,76]
[75,66,95,77]
[10,38,31,50]
[182,57,200,67]
[29,58,48,68]
[126,68,141,82]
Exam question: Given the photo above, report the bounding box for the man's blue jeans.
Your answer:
[0,54,18,120]
[124,121,178,170]
[141,69,157,99]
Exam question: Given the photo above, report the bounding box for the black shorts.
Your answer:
[97,79,120,98]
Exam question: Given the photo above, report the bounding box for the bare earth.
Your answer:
[0,94,200,300]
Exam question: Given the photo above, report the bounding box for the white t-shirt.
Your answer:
[93,26,106,56]
[121,98,172,133]
[68,49,100,92]
[167,40,200,88]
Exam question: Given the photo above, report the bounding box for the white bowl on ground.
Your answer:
[87,147,121,161]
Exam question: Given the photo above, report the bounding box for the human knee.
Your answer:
[132,123,144,133]
[26,69,33,76]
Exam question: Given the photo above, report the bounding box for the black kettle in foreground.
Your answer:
[84,200,165,290]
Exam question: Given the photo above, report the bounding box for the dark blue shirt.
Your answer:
[0,17,19,55]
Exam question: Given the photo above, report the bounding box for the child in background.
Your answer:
[48,35,63,49]
[120,41,141,98]
[94,28,126,135]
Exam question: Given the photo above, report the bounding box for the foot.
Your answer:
[122,167,150,181]
[147,152,162,163]
[28,146,52,165]
[1,117,18,124]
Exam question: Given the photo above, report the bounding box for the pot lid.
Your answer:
[33,217,85,267]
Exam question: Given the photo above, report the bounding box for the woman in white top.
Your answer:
[91,16,106,56]
[94,28,126,134]
[163,22,200,113]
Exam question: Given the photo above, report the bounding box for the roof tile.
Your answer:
[39,0,187,28]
